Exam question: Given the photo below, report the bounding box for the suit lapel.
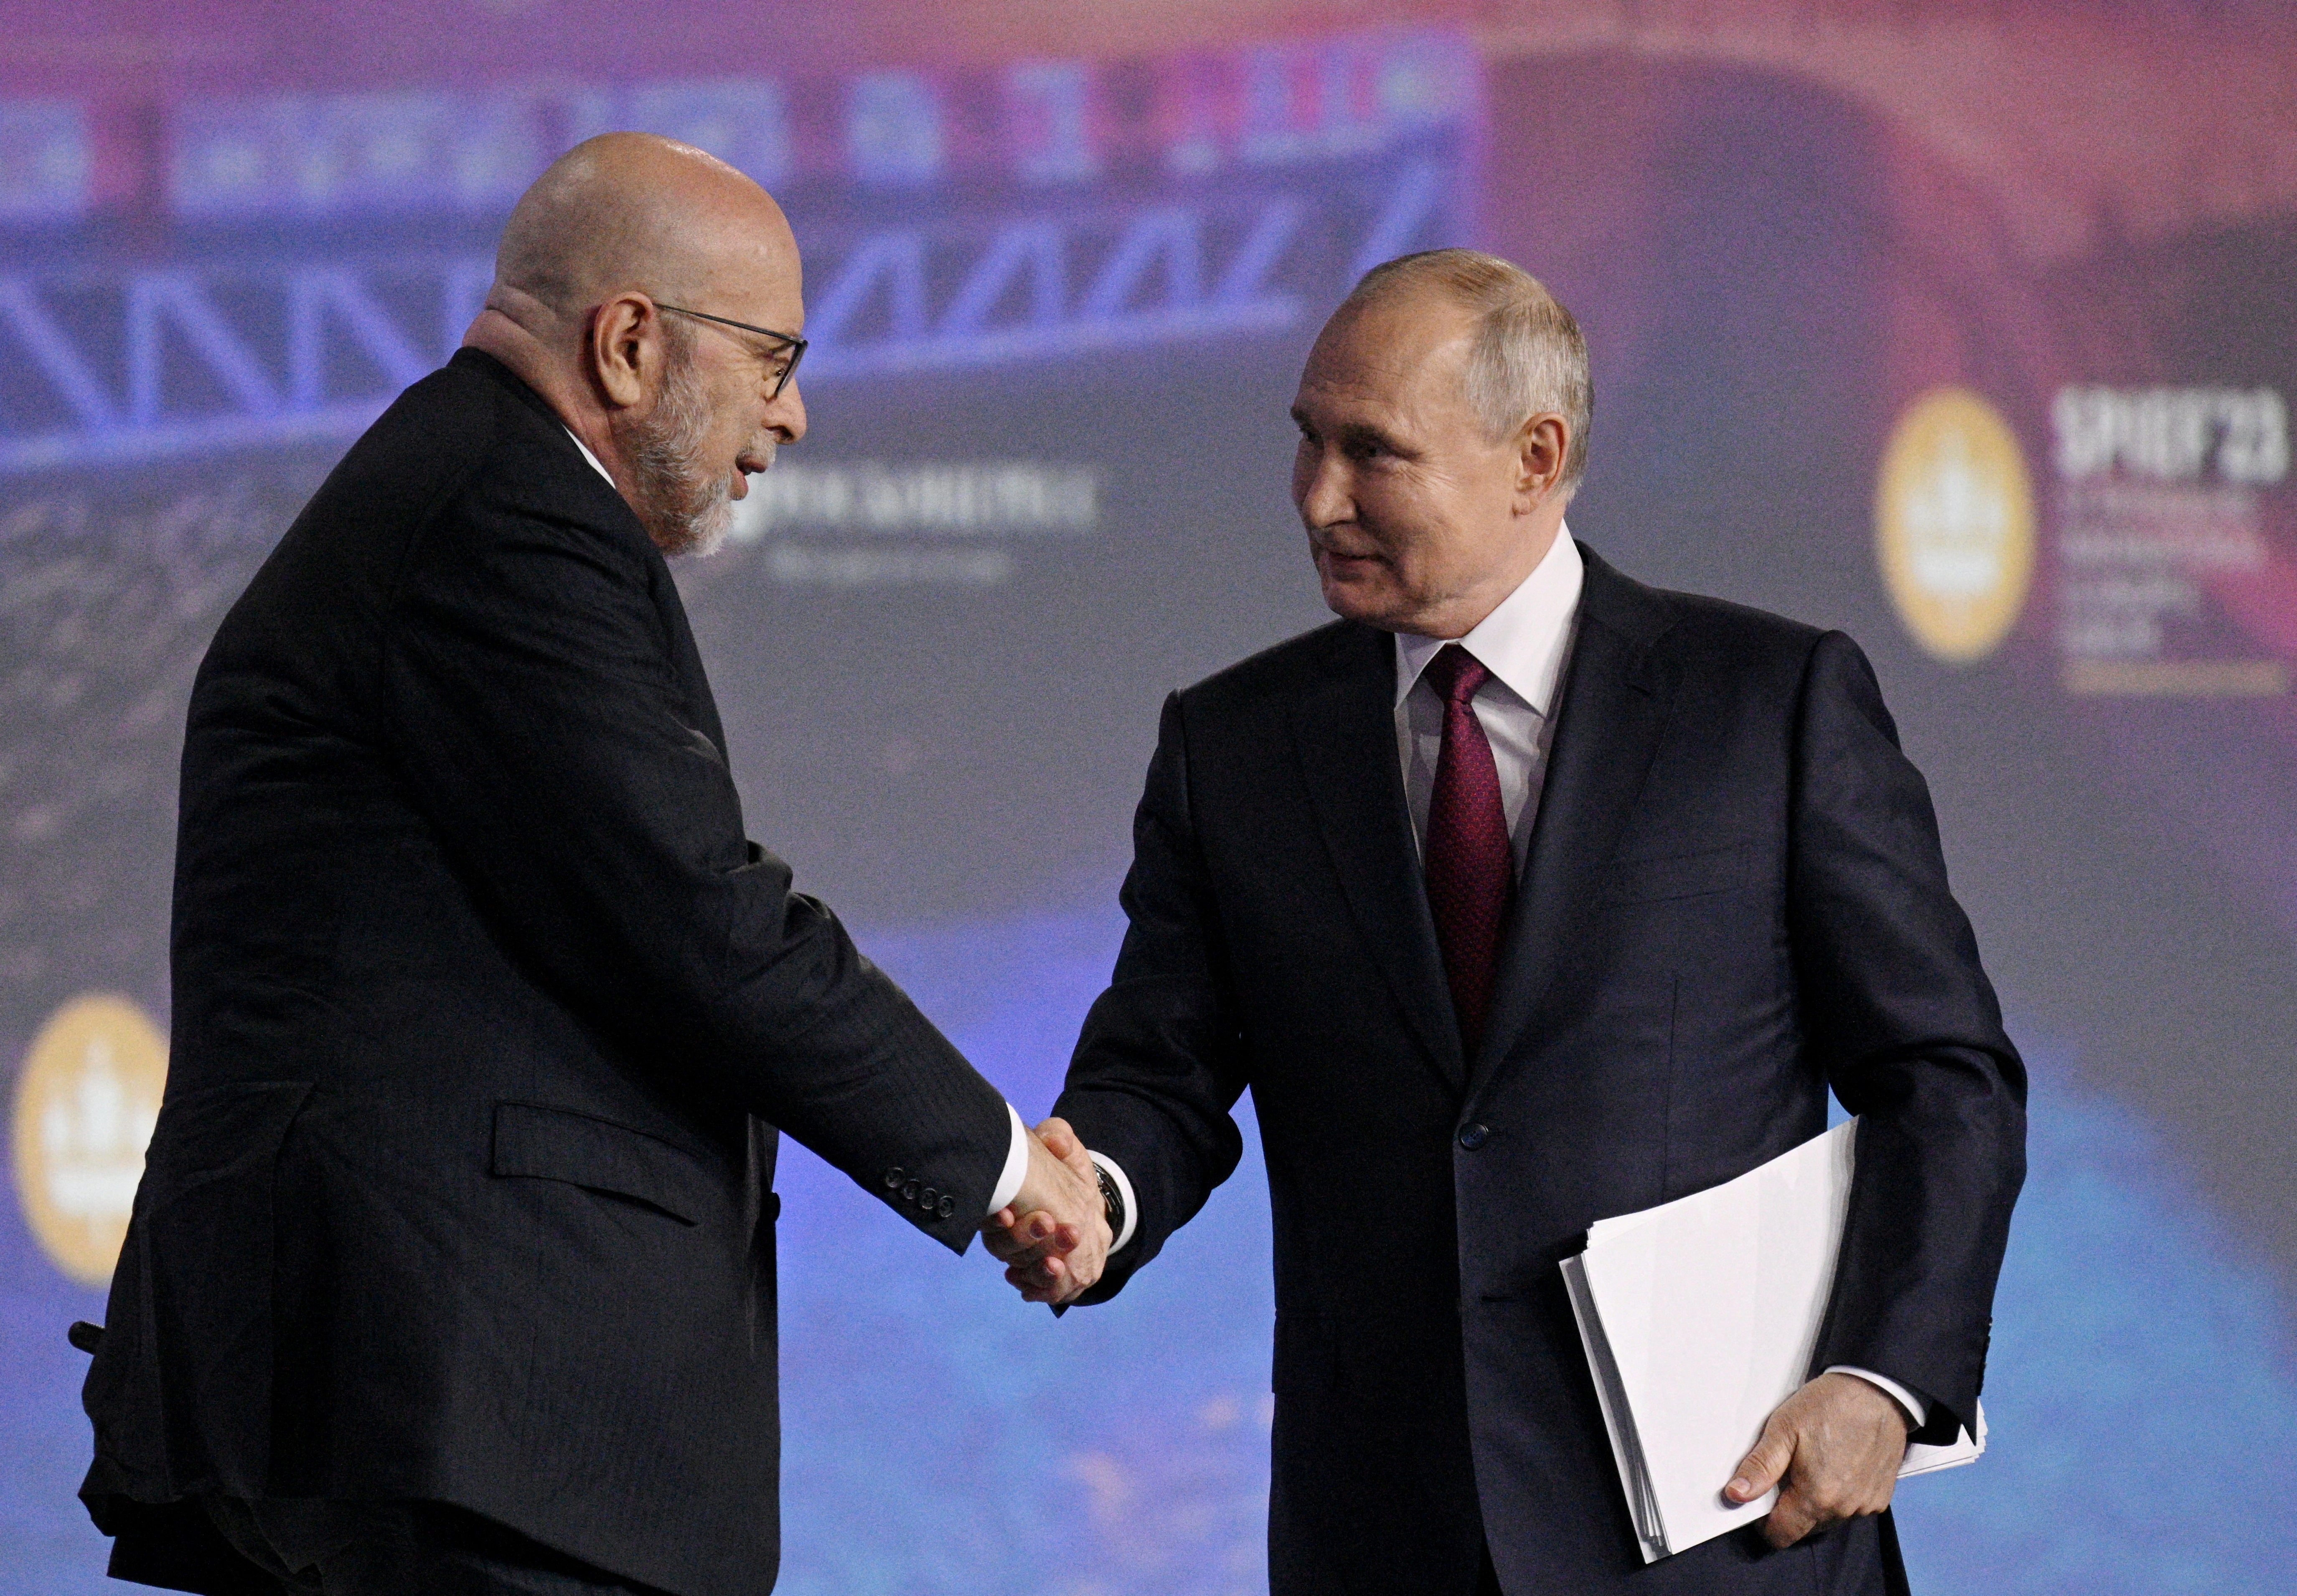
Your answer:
[652,567,732,763]
[461,346,736,767]
[1288,623,1467,1094]
[1468,548,1677,1098]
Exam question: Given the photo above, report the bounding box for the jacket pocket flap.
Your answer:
[490,1102,714,1226]
[1603,840,1761,902]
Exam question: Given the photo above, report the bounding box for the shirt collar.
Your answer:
[1395,526,1585,715]
[563,426,615,487]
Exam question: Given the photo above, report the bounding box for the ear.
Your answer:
[1514,413,1570,509]
[587,292,663,411]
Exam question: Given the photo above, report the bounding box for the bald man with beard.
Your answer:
[73,135,1107,1596]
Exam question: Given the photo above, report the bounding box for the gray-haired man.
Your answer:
[994,249,2025,1595]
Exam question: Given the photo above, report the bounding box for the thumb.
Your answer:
[1035,1116,1092,1177]
[1725,1414,1794,1503]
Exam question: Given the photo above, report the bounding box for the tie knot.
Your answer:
[1422,644,1491,707]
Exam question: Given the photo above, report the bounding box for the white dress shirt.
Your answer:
[1394,526,1584,866]
[565,427,613,486]
[559,427,1045,1223]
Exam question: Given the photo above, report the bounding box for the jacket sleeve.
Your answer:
[1054,690,1249,1303]
[376,480,1009,1252]
[1791,630,2028,1443]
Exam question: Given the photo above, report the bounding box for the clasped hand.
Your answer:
[980,1117,1108,1307]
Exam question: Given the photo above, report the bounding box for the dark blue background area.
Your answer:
[15,907,2286,1595]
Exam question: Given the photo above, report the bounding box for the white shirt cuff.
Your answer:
[986,1103,1030,1216]
[1825,1365,1930,1430]
[1088,1151,1138,1253]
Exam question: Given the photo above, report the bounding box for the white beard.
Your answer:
[623,346,739,558]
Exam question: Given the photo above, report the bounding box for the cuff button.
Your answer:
[902,1181,919,1202]
[884,1167,905,1189]
[920,1185,938,1209]
[938,1195,955,1218]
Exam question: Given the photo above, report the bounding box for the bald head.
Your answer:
[491,132,798,327]
[463,132,810,559]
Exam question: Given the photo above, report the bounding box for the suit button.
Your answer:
[1457,1123,1489,1151]
[902,1181,920,1202]
[884,1168,905,1189]
[920,1185,938,1210]
[938,1195,955,1219]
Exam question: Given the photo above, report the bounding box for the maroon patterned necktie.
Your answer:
[1421,644,1514,1055]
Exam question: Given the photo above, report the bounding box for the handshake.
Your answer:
[979,1117,1111,1308]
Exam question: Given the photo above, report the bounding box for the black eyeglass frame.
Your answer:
[654,302,808,398]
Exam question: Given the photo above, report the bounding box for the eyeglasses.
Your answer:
[655,303,808,399]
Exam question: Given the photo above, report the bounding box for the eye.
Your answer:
[1344,436,1390,462]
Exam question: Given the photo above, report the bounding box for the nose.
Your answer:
[768,379,807,446]
[1294,440,1351,530]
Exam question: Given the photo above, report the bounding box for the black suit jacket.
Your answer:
[79,350,1013,1596]
[1054,547,2026,1596]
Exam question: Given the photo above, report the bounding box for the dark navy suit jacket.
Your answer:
[80,351,1013,1596]
[1054,548,2026,1595]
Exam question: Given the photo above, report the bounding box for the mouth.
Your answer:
[737,437,780,479]
[1314,542,1387,575]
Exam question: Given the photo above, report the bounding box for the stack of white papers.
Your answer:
[1559,1120,1984,1562]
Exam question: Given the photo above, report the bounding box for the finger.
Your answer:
[983,1226,1067,1268]
[978,1222,1034,1258]
[996,1210,1077,1264]
[1763,1482,1821,1550]
[1019,1213,1080,1258]
[988,1225,1048,1264]
[1005,1258,1067,1304]
[1005,1257,1065,1290]
[1049,1260,1093,1306]
[1035,1117,1096,1181]
[1725,1415,1794,1504]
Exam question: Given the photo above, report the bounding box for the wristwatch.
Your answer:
[1093,1160,1125,1243]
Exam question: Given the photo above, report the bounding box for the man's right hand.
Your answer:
[982,1118,1109,1306]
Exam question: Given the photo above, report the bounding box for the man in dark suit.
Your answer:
[997,250,2026,1593]
[77,133,1106,1596]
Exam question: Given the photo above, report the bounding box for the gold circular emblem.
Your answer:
[12,994,167,1284]
[1875,387,2035,663]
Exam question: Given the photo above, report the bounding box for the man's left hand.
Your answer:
[1723,1371,1911,1548]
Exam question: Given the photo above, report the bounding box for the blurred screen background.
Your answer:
[2,3,2294,1592]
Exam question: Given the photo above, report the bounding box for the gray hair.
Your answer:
[1343,248,1593,496]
